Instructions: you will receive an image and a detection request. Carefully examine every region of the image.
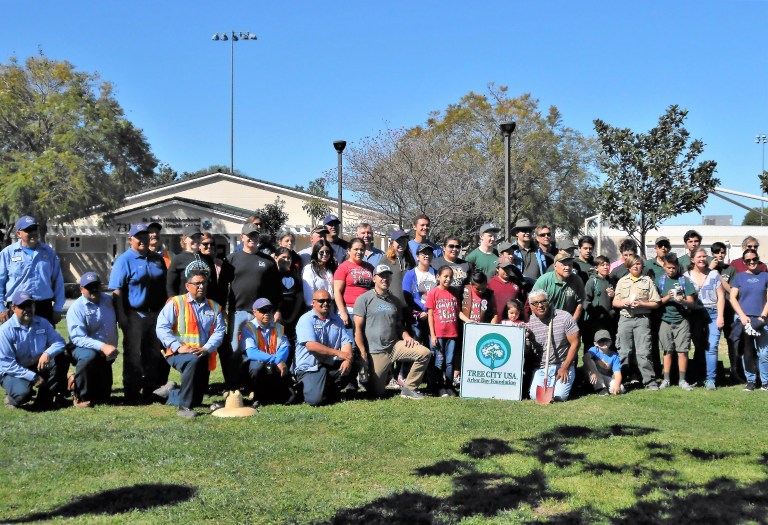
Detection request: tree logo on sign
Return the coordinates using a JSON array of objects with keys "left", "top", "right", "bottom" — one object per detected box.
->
[{"left": 476, "top": 334, "right": 511, "bottom": 370}]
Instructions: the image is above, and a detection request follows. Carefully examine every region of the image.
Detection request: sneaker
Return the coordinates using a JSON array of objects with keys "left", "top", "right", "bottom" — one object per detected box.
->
[
  {"left": 400, "top": 387, "right": 425, "bottom": 400},
  {"left": 744, "top": 382, "right": 756, "bottom": 392},
  {"left": 177, "top": 407, "right": 199, "bottom": 418},
  {"left": 658, "top": 380, "right": 671, "bottom": 390},
  {"left": 453, "top": 375, "right": 461, "bottom": 388},
  {"left": 761, "top": 385, "right": 768, "bottom": 392},
  {"left": 153, "top": 381, "right": 178, "bottom": 400},
  {"left": 598, "top": 388, "right": 610, "bottom": 396},
  {"left": 679, "top": 380, "right": 694, "bottom": 392},
  {"left": 704, "top": 380, "right": 716, "bottom": 391},
  {"left": 3, "top": 395, "right": 17, "bottom": 410},
  {"left": 445, "top": 387, "right": 458, "bottom": 397},
  {"left": 210, "top": 401, "right": 225, "bottom": 412},
  {"left": 73, "top": 396, "right": 92, "bottom": 409},
  {"left": 438, "top": 388, "right": 449, "bottom": 398},
  {"left": 396, "top": 375, "right": 406, "bottom": 388},
  {"left": 645, "top": 382, "right": 659, "bottom": 391}
]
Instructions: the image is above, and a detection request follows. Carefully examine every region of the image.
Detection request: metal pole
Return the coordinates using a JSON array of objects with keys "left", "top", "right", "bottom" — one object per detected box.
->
[
  {"left": 499, "top": 122, "right": 516, "bottom": 240},
  {"left": 230, "top": 32, "right": 234, "bottom": 176},
  {"left": 333, "top": 141, "right": 347, "bottom": 230}
]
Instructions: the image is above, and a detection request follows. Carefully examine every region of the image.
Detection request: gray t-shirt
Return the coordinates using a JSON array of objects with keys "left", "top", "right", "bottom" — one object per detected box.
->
[{"left": 353, "top": 289, "right": 405, "bottom": 354}]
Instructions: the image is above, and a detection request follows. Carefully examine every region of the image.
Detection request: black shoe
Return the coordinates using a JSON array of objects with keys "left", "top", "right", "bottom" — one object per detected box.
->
[
  {"left": 598, "top": 388, "right": 610, "bottom": 396},
  {"left": 445, "top": 387, "right": 458, "bottom": 397},
  {"left": 210, "top": 401, "right": 225, "bottom": 412},
  {"left": 744, "top": 382, "right": 756, "bottom": 392}
]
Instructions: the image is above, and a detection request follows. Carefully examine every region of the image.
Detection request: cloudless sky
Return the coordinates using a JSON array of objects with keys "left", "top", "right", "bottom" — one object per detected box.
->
[{"left": 2, "top": 1, "right": 767, "bottom": 225}]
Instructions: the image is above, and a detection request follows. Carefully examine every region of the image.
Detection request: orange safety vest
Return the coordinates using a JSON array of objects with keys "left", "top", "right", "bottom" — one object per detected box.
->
[
  {"left": 242, "top": 322, "right": 284, "bottom": 355},
  {"left": 163, "top": 295, "right": 221, "bottom": 371}
]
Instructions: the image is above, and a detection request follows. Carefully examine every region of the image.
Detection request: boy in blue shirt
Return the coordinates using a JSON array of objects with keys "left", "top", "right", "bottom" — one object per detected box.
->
[
  {"left": 583, "top": 329, "right": 624, "bottom": 395},
  {"left": 655, "top": 253, "right": 696, "bottom": 391}
]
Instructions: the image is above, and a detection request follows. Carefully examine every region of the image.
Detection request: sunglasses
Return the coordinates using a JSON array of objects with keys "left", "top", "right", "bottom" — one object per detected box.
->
[
  {"left": 747, "top": 245, "right": 759, "bottom": 249},
  {"left": 445, "top": 244, "right": 461, "bottom": 249},
  {"left": 656, "top": 243, "right": 670, "bottom": 249},
  {"left": 318, "top": 250, "right": 331, "bottom": 256},
  {"left": 257, "top": 307, "right": 274, "bottom": 313},
  {"left": 201, "top": 242, "right": 214, "bottom": 248},
  {"left": 538, "top": 232, "right": 552, "bottom": 237},
  {"left": 530, "top": 300, "right": 548, "bottom": 307},
  {"left": 187, "top": 281, "right": 206, "bottom": 288},
  {"left": 314, "top": 299, "right": 332, "bottom": 304},
  {"left": 745, "top": 258, "right": 760, "bottom": 264}
]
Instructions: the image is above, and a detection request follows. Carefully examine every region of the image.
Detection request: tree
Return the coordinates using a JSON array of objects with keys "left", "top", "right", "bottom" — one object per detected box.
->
[
  {"left": 742, "top": 208, "right": 768, "bottom": 226},
  {"left": 181, "top": 164, "right": 248, "bottom": 179},
  {"left": 298, "top": 177, "right": 332, "bottom": 226},
  {"left": 0, "top": 53, "right": 160, "bottom": 237},
  {"left": 335, "top": 84, "right": 598, "bottom": 243},
  {"left": 253, "top": 197, "right": 288, "bottom": 236},
  {"left": 593, "top": 105, "right": 718, "bottom": 257}
]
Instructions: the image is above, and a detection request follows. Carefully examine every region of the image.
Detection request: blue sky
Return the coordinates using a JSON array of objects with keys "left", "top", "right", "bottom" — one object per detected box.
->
[{"left": 3, "top": 1, "right": 767, "bottom": 225}]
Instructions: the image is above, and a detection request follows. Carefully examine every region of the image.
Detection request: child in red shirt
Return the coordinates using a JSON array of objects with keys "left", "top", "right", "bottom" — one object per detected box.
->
[{"left": 426, "top": 266, "right": 460, "bottom": 397}]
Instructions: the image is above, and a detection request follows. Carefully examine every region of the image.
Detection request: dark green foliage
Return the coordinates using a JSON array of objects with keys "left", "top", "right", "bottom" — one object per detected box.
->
[{"left": 594, "top": 105, "right": 719, "bottom": 256}]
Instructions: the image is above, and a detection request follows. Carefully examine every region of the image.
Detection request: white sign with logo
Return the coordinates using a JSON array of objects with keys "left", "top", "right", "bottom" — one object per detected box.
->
[{"left": 460, "top": 323, "right": 525, "bottom": 401}]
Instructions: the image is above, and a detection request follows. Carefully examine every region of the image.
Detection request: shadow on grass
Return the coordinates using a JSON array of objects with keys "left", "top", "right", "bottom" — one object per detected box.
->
[
  {"left": 321, "top": 423, "right": 768, "bottom": 525},
  {"left": 1, "top": 483, "right": 196, "bottom": 524}
]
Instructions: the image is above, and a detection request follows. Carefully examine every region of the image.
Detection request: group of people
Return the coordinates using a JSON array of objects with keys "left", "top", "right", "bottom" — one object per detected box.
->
[{"left": 0, "top": 211, "right": 764, "bottom": 416}]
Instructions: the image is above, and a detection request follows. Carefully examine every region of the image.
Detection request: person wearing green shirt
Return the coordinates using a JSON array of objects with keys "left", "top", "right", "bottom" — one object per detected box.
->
[
  {"left": 532, "top": 253, "right": 585, "bottom": 322},
  {"left": 465, "top": 223, "right": 500, "bottom": 281}
]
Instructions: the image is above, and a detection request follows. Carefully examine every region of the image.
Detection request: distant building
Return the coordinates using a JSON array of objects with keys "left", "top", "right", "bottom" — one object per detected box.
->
[
  {"left": 702, "top": 215, "right": 733, "bottom": 226},
  {"left": 46, "top": 172, "right": 387, "bottom": 284}
]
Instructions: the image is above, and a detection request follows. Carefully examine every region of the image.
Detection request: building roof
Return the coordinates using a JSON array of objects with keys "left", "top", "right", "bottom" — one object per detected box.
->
[{"left": 125, "top": 171, "right": 378, "bottom": 215}]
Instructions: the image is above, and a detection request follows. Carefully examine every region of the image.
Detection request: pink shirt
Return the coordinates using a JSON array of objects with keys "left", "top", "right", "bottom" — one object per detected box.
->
[{"left": 334, "top": 261, "right": 374, "bottom": 306}]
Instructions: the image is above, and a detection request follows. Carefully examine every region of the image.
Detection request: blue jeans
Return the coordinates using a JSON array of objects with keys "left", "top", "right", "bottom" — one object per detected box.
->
[
  {"left": 72, "top": 347, "right": 113, "bottom": 403},
  {"left": 166, "top": 353, "right": 210, "bottom": 409},
  {"left": 431, "top": 337, "right": 456, "bottom": 387},
  {"left": 691, "top": 309, "right": 721, "bottom": 382},
  {"left": 528, "top": 364, "right": 575, "bottom": 401},
  {"left": 741, "top": 322, "right": 768, "bottom": 385}
]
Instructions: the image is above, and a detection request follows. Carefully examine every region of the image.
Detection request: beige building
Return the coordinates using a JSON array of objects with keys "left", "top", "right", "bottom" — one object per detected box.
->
[{"left": 48, "top": 172, "right": 387, "bottom": 284}]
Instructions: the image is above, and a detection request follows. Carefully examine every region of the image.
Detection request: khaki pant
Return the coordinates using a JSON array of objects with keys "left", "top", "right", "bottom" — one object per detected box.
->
[{"left": 369, "top": 340, "right": 431, "bottom": 396}]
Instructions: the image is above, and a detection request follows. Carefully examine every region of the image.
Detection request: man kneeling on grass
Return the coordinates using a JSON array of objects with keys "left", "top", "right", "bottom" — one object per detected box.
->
[
  {"left": 526, "top": 289, "right": 580, "bottom": 401},
  {"left": 354, "top": 265, "right": 431, "bottom": 399},
  {"left": 238, "top": 298, "right": 293, "bottom": 406},
  {"left": 294, "top": 290, "right": 361, "bottom": 406},
  {"left": 0, "top": 290, "right": 67, "bottom": 410},
  {"left": 155, "top": 270, "right": 226, "bottom": 418}
]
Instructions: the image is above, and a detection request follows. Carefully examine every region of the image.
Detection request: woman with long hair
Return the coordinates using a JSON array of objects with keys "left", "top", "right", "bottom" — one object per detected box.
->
[
  {"left": 729, "top": 248, "right": 768, "bottom": 391},
  {"left": 333, "top": 237, "right": 374, "bottom": 329},
  {"left": 302, "top": 240, "right": 338, "bottom": 307},
  {"left": 685, "top": 247, "right": 725, "bottom": 389}
]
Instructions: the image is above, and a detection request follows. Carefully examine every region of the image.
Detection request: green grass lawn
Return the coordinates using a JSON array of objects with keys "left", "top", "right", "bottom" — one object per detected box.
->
[{"left": 1, "top": 333, "right": 767, "bottom": 524}]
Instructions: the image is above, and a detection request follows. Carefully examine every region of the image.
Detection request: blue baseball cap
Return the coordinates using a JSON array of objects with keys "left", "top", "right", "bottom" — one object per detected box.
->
[
  {"left": 11, "top": 290, "right": 33, "bottom": 306},
  {"left": 390, "top": 230, "right": 409, "bottom": 242},
  {"left": 79, "top": 272, "right": 102, "bottom": 287},
  {"left": 128, "top": 223, "right": 149, "bottom": 237},
  {"left": 252, "top": 298, "right": 273, "bottom": 311},
  {"left": 15, "top": 216, "right": 38, "bottom": 231},
  {"left": 322, "top": 214, "right": 340, "bottom": 226}
]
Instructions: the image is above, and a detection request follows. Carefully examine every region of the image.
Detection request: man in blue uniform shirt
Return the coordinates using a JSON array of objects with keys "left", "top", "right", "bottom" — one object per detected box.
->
[
  {"left": 294, "top": 290, "right": 359, "bottom": 406},
  {"left": 108, "top": 223, "right": 169, "bottom": 404},
  {"left": 154, "top": 270, "right": 226, "bottom": 417},
  {"left": 0, "top": 290, "right": 66, "bottom": 409},
  {"left": 66, "top": 272, "right": 119, "bottom": 408},
  {"left": 0, "top": 215, "right": 65, "bottom": 326}
]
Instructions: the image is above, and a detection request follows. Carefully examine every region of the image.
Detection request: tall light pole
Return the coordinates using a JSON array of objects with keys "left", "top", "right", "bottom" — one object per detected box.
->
[
  {"left": 499, "top": 121, "right": 517, "bottom": 240},
  {"left": 333, "top": 141, "right": 346, "bottom": 228},
  {"left": 757, "top": 134, "right": 767, "bottom": 226},
  {"left": 212, "top": 31, "right": 257, "bottom": 176}
]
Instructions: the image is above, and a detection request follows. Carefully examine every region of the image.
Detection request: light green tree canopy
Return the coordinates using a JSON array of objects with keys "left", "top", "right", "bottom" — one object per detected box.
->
[{"left": 337, "top": 84, "right": 598, "bottom": 244}]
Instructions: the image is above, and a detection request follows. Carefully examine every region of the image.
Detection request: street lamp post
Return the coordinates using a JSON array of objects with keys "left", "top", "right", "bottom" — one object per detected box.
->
[
  {"left": 499, "top": 121, "right": 517, "bottom": 240},
  {"left": 757, "top": 134, "right": 767, "bottom": 226},
  {"left": 212, "top": 31, "right": 257, "bottom": 176},
  {"left": 333, "top": 140, "right": 346, "bottom": 228}
]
